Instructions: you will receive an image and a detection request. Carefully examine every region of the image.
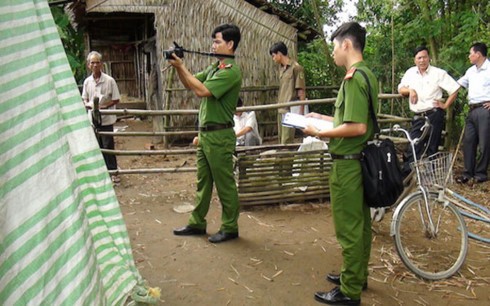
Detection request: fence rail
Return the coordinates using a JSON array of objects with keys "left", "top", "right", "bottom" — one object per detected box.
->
[
  {"left": 101, "top": 94, "right": 408, "bottom": 205},
  {"left": 101, "top": 94, "right": 408, "bottom": 163}
]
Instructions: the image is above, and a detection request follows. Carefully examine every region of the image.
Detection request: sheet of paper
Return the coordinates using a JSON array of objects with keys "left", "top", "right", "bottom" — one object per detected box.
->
[{"left": 282, "top": 112, "right": 333, "bottom": 131}]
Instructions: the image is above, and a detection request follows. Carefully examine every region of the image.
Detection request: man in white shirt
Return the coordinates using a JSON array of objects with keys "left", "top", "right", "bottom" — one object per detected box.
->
[
  {"left": 192, "top": 98, "right": 262, "bottom": 147},
  {"left": 82, "top": 51, "right": 121, "bottom": 183},
  {"left": 457, "top": 42, "right": 490, "bottom": 184},
  {"left": 234, "top": 98, "right": 262, "bottom": 146},
  {"left": 398, "top": 46, "right": 460, "bottom": 176}
]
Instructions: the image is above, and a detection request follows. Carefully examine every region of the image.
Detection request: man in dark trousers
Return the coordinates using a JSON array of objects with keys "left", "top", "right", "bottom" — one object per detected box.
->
[
  {"left": 303, "top": 22, "right": 377, "bottom": 305},
  {"left": 398, "top": 46, "right": 460, "bottom": 177},
  {"left": 169, "top": 24, "right": 242, "bottom": 243},
  {"left": 457, "top": 42, "right": 490, "bottom": 184},
  {"left": 82, "top": 51, "right": 121, "bottom": 184}
]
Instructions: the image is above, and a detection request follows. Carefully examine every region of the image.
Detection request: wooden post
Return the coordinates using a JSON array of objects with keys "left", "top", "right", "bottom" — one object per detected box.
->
[
  {"left": 148, "top": 37, "right": 165, "bottom": 145},
  {"left": 163, "top": 68, "right": 175, "bottom": 148}
]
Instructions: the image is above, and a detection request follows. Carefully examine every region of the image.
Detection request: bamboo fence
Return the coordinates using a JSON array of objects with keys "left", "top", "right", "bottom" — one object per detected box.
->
[
  {"left": 235, "top": 147, "right": 331, "bottom": 206},
  {"left": 99, "top": 95, "right": 411, "bottom": 205}
]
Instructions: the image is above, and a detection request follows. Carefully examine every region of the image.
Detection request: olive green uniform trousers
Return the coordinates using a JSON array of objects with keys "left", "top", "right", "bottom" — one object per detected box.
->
[
  {"left": 188, "top": 128, "right": 239, "bottom": 233},
  {"left": 277, "top": 113, "right": 295, "bottom": 144},
  {"left": 330, "top": 159, "right": 372, "bottom": 300}
]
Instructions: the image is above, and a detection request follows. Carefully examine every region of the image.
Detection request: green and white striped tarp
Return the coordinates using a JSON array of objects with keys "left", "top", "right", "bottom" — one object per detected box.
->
[{"left": 0, "top": 1, "right": 141, "bottom": 304}]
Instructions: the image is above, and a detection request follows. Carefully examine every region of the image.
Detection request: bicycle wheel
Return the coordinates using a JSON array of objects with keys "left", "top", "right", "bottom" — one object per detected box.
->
[{"left": 392, "top": 191, "right": 468, "bottom": 280}]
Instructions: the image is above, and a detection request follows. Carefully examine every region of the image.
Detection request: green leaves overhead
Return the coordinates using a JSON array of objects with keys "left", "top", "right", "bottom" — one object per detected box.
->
[{"left": 49, "top": 4, "right": 85, "bottom": 85}]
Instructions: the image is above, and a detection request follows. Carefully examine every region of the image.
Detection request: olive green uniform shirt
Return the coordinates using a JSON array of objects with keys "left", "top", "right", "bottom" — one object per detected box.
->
[
  {"left": 189, "top": 58, "right": 242, "bottom": 233},
  {"left": 195, "top": 58, "right": 242, "bottom": 125},
  {"left": 277, "top": 59, "right": 306, "bottom": 112},
  {"left": 329, "top": 61, "right": 378, "bottom": 155},
  {"left": 329, "top": 61, "right": 378, "bottom": 299}
]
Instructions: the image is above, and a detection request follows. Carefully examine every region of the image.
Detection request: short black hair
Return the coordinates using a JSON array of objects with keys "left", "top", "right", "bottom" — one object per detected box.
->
[
  {"left": 237, "top": 97, "right": 243, "bottom": 108},
  {"left": 330, "top": 22, "right": 366, "bottom": 52},
  {"left": 413, "top": 46, "right": 429, "bottom": 57},
  {"left": 471, "top": 42, "right": 488, "bottom": 57},
  {"left": 269, "top": 42, "right": 288, "bottom": 56},
  {"left": 212, "top": 24, "right": 241, "bottom": 51}
]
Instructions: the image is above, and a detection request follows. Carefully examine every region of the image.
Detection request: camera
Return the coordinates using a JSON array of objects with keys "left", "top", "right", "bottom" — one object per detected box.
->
[{"left": 164, "top": 42, "right": 185, "bottom": 59}]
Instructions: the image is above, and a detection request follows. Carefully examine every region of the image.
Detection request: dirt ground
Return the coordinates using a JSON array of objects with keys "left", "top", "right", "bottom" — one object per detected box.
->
[{"left": 113, "top": 119, "right": 490, "bottom": 306}]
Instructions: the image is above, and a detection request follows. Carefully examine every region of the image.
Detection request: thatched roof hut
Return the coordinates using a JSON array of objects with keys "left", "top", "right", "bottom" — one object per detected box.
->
[{"left": 70, "top": 0, "right": 320, "bottom": 141}]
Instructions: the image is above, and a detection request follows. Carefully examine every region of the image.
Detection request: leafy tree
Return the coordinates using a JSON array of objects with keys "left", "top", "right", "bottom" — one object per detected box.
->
[
  {"left": 49, "top": 3, "right": 85, "bottom": 85},
  {"left": 355, "top": 0, "right": 490, "bottom": 145}
]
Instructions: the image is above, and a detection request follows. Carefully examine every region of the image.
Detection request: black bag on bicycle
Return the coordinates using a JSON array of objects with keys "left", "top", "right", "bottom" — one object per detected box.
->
[
  {"left": 361, "top": 139, "right": 404, "bottom": 207},
  {"left": 356, "top": 69, "right": 404, "bottom": 208}
]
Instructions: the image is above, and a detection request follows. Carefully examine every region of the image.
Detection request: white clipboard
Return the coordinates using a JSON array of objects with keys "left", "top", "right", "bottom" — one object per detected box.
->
[{"left": 282, "top": 112, "right": 333, "bottom": 131}]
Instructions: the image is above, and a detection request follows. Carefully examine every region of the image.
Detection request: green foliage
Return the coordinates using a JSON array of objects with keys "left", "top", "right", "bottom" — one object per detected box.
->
[
  {"left": 49, "top": 4, "right": 85, "bottom": 85},
  {"left": 353, "top": 0, "right": 490, "bottom": 145},
  {"left": 268, "top": 0, "right": 343, "bottom": 31},
  {"left": 268, "top": 0, "right": 488, "bottom": 144},
  {"left": 298, "top": 38, "right": 340, "bottom": 115}
]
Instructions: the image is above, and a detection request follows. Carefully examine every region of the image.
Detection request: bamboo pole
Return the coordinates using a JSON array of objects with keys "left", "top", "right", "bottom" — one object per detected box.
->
[
  {"left": 239, "top": 179, "right": 329, "bottom": 191},
  {"left": 163, "top": 67, "right": 175, "bottom": 148},
  {"left": 98, "top": 131, "right": 198, "bottom": 136},
  {"left": 101, "top": 94, "right": 404, "bottom": 116},
  {"left": 239, "top": 191, "right": 329, "bottom": 206},
  {"left": 109, "top": 167, "right": 197, "bottom": 174},
  {"left": 239, "top": 186, "right": 328, "bottom": 199},
  {"left": 101, "top": 148, "right": 196, "bottom": 155},
  {"left": 164, "top": 85, "right": 339, "bottom": 92}
]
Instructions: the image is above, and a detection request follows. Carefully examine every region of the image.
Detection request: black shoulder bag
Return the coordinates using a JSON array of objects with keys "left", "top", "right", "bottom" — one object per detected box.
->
[{"left": 356, "top": 69, "right": 404, "bottom": 208}]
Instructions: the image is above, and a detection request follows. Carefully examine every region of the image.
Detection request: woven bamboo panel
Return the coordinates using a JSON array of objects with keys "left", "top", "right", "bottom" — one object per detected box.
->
[{"left": 236, "top": 148, "right": 331, "bottom": 206}]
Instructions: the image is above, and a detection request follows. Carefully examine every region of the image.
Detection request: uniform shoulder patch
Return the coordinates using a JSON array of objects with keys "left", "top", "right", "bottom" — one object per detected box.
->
[
  {"left": 219, "top": 63, "right": 233, "bottom": 69},
  {"left": 344, "top": 67, "right": 357, "bottom": 80}
]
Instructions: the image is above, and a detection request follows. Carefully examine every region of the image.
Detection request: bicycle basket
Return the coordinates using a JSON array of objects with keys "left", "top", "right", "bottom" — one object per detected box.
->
[{"left": 410, "top": 152, "right": 453, "bottom": 188}]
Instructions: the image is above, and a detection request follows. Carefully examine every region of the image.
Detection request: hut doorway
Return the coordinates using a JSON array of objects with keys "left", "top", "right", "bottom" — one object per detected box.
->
[{"left": 84, "top": 12, "right": 156, "bottom": 107}]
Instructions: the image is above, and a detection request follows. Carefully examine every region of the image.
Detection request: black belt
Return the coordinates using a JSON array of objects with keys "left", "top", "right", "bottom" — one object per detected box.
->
[
  {"left": 416, "top": 108, "right": 439, "bottom": 116},
  {"left": 330, "top": 153, "right": 361, "bottom": 160},
  {"left": 469, "top": 102, "right": 488, "bottom": 111},
  {"left": 199, "top": 123, "right": 233, "bottom": 132}
]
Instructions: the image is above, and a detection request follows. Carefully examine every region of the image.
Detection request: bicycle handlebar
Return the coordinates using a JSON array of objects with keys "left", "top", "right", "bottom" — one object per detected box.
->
[{"left": 379, "top": 116, "right": 430, "bottom": 147}]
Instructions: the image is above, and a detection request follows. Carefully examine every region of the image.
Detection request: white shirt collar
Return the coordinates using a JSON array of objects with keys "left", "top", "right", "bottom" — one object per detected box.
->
[
  {"left": 416, "top": 65, "right": 432, "bottom": 75},
  {"left": 477, "top": 59, "right": 489, "bottom": 71}
]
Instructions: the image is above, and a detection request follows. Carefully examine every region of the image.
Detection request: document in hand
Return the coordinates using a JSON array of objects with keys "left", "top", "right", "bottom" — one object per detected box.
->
[{"left": 282, "top": 112, "right": 333, "bottom": 131}]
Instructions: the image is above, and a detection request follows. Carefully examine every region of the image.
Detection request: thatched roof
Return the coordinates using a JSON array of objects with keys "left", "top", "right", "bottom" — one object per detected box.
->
[
  {"left": 65, "top": 0, "right": 320, "bottom": 42},
  {"left": 244, "top": 0, "right": 320, "bottom": 41}
]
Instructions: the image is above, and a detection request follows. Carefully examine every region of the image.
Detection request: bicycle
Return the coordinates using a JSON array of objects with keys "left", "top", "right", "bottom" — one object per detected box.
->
[{"left": 381, "top": 123, "right": 469, "bottom": 280}]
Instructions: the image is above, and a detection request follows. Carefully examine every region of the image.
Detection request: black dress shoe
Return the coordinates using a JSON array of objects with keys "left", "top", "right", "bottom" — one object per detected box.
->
[
  {"left": 474, "top": 177, "right": 488, "bottom": 183},
  {"left": 326, "top": 273, "right": 367, "bottom": 291},
  {"left": 208, "top": 230, "right": 238, "bottom": 243},
  {"left": 173, "top": 225, "right": 206, "bottom": 236},
  {"left": 314, "top": 287, "right": 360, "bottom": 305},
  {"left": 456, "top": 176, "right": 470, "bottom": 184}
]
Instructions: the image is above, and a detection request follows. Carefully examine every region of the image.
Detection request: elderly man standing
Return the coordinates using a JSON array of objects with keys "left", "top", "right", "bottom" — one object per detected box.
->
[
  {"left": 457, "top": 42, "right": 490, "bottom": 184},
  {"left": 82, "top": 51, "right": 121, "bottom": 184},
  {"left": 398, "top": 46, "right": 460, "bottom": 177}
]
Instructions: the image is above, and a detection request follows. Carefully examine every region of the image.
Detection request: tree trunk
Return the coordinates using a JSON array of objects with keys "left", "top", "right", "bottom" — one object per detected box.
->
[
  {"left": 309, "top": 0, "right": 336, "bottom": 75},
  {"left": 416, "top": 0, "right": 439, "bottom": 63}
]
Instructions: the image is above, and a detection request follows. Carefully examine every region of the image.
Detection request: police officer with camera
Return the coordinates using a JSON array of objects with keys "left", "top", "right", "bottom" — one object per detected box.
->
[{"left": 168, "top": 24, "right": 242, "bottom": 243}]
